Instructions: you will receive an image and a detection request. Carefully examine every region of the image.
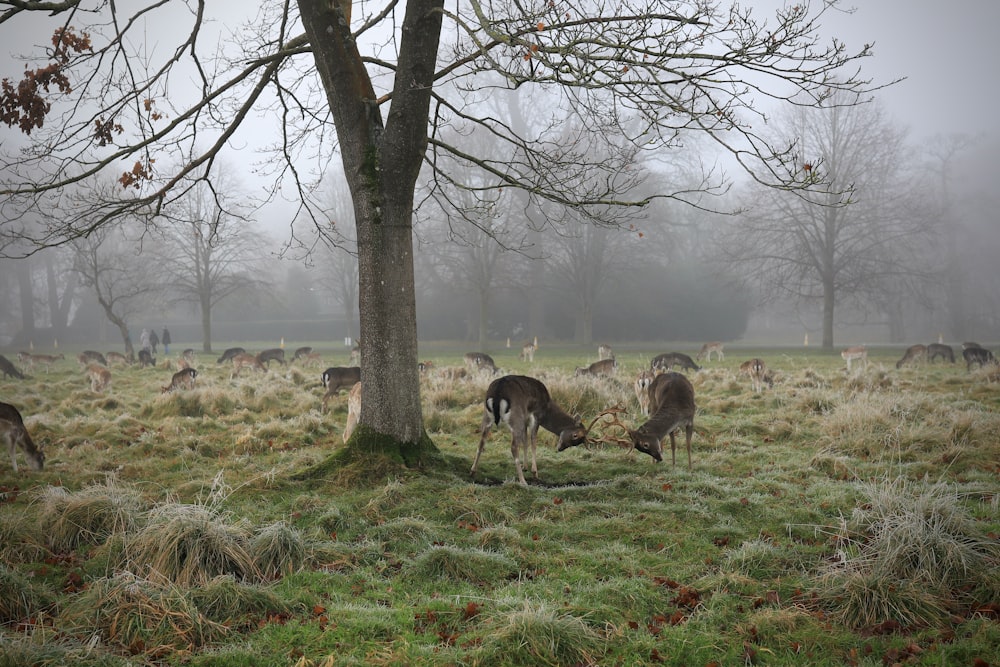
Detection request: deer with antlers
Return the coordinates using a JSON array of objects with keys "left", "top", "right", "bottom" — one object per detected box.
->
[
  {"left": 634, "top": 369, "right": 655, "bottom": 416},
  {"left": 628, "top": 372, "right": 695, "bottom": 467},
  {"left": 472, "top": 375, "right": 587, "bottom": 486}
]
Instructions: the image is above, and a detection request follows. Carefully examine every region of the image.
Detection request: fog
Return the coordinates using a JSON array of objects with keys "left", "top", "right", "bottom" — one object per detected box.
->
[{"left": 2, "top": 1, "right": 999, "bottom": 351}]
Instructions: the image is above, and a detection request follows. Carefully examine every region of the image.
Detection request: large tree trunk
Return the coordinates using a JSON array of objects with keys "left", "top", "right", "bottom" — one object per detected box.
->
[
  {"left": 298, "top": 0, "right": 443, "bottom": 459},
  {"left": 822, "top": 279, "right": 835, "bottom": 350}
]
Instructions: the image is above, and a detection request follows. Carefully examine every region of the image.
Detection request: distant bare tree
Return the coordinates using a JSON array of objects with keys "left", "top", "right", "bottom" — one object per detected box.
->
[
  {"left": 152, "top": 179, "right": 271, "bottom": 352},
  {"left": 72, "top": 223, "right": 162, "bottom": 358},
  {"left": 719, "top": 93, "right": 934, "bottom": 349}
]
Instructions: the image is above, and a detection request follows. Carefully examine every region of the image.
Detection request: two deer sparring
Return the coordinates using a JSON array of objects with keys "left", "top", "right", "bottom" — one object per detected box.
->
[
  {"left": 473, "top": 372, "right": 697, "bottom": 485},
  {"left": 1, "top": 402, "right": 45, "bottom": 473}
]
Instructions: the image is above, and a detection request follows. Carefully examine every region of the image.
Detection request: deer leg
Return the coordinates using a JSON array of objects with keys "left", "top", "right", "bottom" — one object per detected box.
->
[
  {"left": 668, "top": 430, "right": 677, "bottom": 466},
  {"left": 684, "top": 424, "right": 693, "bottom": 469},
  {"left": 470, "top": 412, "right": 493, "bottom": 477},
  {"left": 528, "top": 422, "right": 541, "bottom": 480},
  {"left": 6, "top": 435, "right": 17, "bottom": 473},
  {"left": 511, "top": 428, "right": 528, "bottom": 486}
]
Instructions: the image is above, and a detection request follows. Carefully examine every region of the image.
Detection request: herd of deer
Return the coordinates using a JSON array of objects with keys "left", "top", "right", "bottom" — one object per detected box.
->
[{"left": 2, "top": 338, "right": 998, "bottom": 481}]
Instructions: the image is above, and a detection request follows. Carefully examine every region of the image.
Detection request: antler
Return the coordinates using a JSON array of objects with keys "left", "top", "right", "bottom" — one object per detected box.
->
[{"left": 585, "top": 404, "right": 634, "bottom": 450}]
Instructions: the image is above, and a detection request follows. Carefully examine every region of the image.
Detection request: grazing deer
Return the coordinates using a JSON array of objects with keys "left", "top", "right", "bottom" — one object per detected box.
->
[
  {"left": 216, "top": 347, "right": 246, "bottom": 364},
  {"left": 739, "top": 358, "right": 769, "bottom": 393},
  {"left": 137, "top": 349, "right": 156, "bottom": 368},
  {"left": 696, "top": 342, "right": 725, "bottom": 362},
  {"left": 257, "top": 348, "right": 286, "bottom": 367},
  {"left": 294, "top": 351, "right": 323, "bottom": 367},
  {"left": 519, "top": 341, "right": 537, "bottom": 363},
  {"left": 575, "top": 357, "right": 617, "bottom": 378},
  {"left": 231, "top": 353, "right": 266, "bottom": 378},
  {"left": 418, "top": 360, "right": 435, "bottom": 374},
  {"left": 962, "top": 346, "right": 996, "bottom": 371},
  {"left": 628, "top": 372, "right": 695, "bottom": 467},
  {"left": 162, "top": 368, "right": 197, "bottom": 393},
  {"left": 342, "top": 382, "right": 362, "bottom": 442},
  {"left": 437, "top": 366, "right": 468, "bottom": 381},
  {"left": 650, "top": 352, "right": 700, "bottom": 373},
  {"left": 472, "top": 375, "right": 587, "bottom": 486},
  {"left": 106, "top": 351, "right": 132, "bottom": 367},
  {"left": 962, "top": 342, "right": 983, "bottom": 350},
  {"left": 597, "top": 343, "right": 614, "bottom": 361},
  {"left": 634, "top": 369, "right": 655, "bottom": 416},
  {"left": 926, "top": 343, "right": 955, "bottom": 364},
  {"left": 321, "top": 367, "right": 362, "bottom": 412},
  {"left": 0, "top": 354, "right": 26, "bottom": 379},
  {"left": 464, "top": 352, "right": 499, "bottom": 376},
  {"left": 291, "top": 346, "right": 313, "bottom": 362},
  {"left": 86, "top": 363, "right": 112, "bottom": 392},
  {"left": 17, "top": 352, "right": 64, "bottom": 373},
  {"left": 77, "top": 350, "right": 108, "bottom": 367},
  {"left": 895, "top": 344, "right": 927, "bottom": 369},
  {"left": 840, "top": 345, "right": 867, "bottom": 371},
  {"left": 1, "top": 402, "right": 44, "bottom": 472}
]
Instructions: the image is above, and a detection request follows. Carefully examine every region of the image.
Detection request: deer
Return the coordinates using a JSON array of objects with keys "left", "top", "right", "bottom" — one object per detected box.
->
[
  {"left": 634, "top": 369, "right": 655, "bottom": 416},
  {"left": 0, "top": 354, "right": 26, "bottom": 379},
  {"left": 650, "top": 352, "right": 700, "bottom": 373},
  {"left": 628, "top": 371, "right": 696, "bottom": 467},
  {"left": 696, "top": 342, "right": 725, "bottom": 362},
  {"left": 216, "top": 347, "right": 246, "bottom": 364},
  {"left": 257, "top": 348, "right": 286, "bottom": 367},
  {"left": 962, "top": 346, "right": 996, "bottom": 371},
  {"left": 464, "top": 352, "right": 499, "bottom": 376},
  {"left": 17, "top": 352, "right": 64, "bottom": 373},
  {"left": 895, "top": 344, "right": 927, "bottom": 369},
  {"left": 472, "top": 375, "right": 588, "bottom": 486},
  {"left": 575, "top": 357, "right": 617, "bottom": 378},
  {"left": 86, "top": 363, "right": 112, "bottom": 392},
  {"left": 291, "top": 346, "right": 313, "bottom": 362},
  {"left": 519, "top": 341, "right": 537, "bottom": 363},
  {"left": 77, "top": 350, "right": 108, "bottom": 368},
  {"left": 926, "top": 343, "right": 955, "bottom": 364},
  {"left": 106, "top": 351, "right": 131, "bottom": 367},
  {"left": 162, "top": 368, "right": 197, "bottom": 393},
  {"left": 597, "top": 343, "right": 614, "bottom": 361},
  {"left": 231, "top": 353, "right": 266, "bottom": 378},
  {"left": 342, "top": 382, "right": 362, "bottom": 442},
  {"left": 739, "top": 358, "right": 769, "bottom": 393},
  {"left": 841, "top": 345, "right": 867, "bottom": 371},
  {"left": 137, "top": 349, "right": 156, "bottom": 368},
  {"left": 321, "top": 366, "right": 362, "bottom": 412},
  {"left": 1, "top": 402, "right": 45, "bottom": 473}
]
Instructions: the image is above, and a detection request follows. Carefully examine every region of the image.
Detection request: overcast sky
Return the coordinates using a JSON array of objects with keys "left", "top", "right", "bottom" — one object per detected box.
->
[{"left": 811, "top": 0, "right": 1000, "bottom": 141}]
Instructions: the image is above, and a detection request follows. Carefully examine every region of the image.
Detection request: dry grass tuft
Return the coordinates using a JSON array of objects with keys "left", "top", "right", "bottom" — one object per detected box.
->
[
  {"left": 119, "top": 503, "right": 260, "bottom": 586},
  {"left": 251, "top": 520, "right": 308, "bottom": 578},
  {"left": 0, "top": 563, "right": 54, "bottom": 623},
  {"left": 58, "top": 571, "right": 226, "bottom": 657},
  {"left": 478, "top": 599, "right": 600, "bottom": 666},
  {"left": 813, "top": 476, "right": 1000, "bottom": 628},
  {"left": 407, "top": 544, "right": 517, "bottom": 585},
  {"left": 37, "top": 477, "right": 147, "bottom": 553}
]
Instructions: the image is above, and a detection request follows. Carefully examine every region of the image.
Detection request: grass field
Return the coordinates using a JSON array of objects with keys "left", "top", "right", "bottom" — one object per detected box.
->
[{"left": 1, "top": 342, "right": 998, "bottom": 666}]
